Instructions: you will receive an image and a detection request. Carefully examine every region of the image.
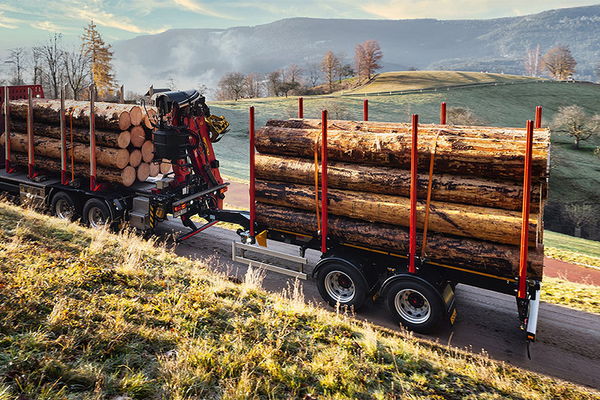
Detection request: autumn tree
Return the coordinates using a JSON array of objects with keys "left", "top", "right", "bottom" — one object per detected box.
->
[
  {"left": 551, "top": 105, "right": 600, "bottom": 149},
  {"left": 524, "top": 44, "right": 542, "bottom": 77},
  {"left": 542, "top": 45, "right": 576, "bottom": 80},
  {"left": 81, "top": 21, "right": 116, "bottom": 96},
  {"left": 355, "top": 40, "right": 383, "bottom": 80},
  {"left": 6, "top": 47, "right": 26, "bottom": 85},
  {"left": 217, "top": 72, "right": 246, "bottom": 100},
  {"left": 34, "top": 33, "right": 65, "bottom": 98},
  {"left": 321, "top": 51, "right": 340, "bottom": 92},
  {"left": 63, "top": 46, "right": 89, "bottom": 100}
]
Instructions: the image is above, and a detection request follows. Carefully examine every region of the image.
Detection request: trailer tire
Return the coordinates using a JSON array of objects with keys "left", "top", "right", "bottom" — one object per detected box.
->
[
  {"left": 316, "top": 262, "right": 368, "bottom": 310},
  {"left": 385, "top": 279, "right": 444, "bottom": 333},
  {"left": 50, "top": 192, "right": 78, "bottom": 221},
  {"left": 83, "top": 198, "right": 112, "bottom": 229}
]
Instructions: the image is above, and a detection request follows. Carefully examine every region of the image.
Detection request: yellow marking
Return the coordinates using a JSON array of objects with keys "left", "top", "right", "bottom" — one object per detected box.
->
[
  {"left": 203, "top": 137, "right": 211, "bottom": 156},
  {"left": 428, "top": 261, "right": 516, "bottom": 282},
  {"left": 256, "top": 230, "right": 268, "bottom": 247},
  {"left": 450, "top": 308, "right": 458, "bottom": 325}
]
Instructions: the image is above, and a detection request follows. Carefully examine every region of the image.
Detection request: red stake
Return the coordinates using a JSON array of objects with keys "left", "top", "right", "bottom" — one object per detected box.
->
[
  {"left": 89, "top": 85, "right": 98, "bottom": 190},
  {"left": 534, "top": 106, "right": 542, "bottom": 129},
  {"left": 60, "top": 86, "right": 68, "bottom": 185},
  {"left": 440, "top": 102, "right": 447, "bottom": 125},
  {"left": 298, "top": 97, "right": 304, "bottom": 119},
  {"left": 249, "top": 106, "right": 256, "bottom": 237},
  {"left": 27, "top": 88, "right": 36, "bottom": 179},
  {"left": 518, "top": 120, "right": 534, "bottom": 299},
  {"left": 409, "top": 114, "right": 418, "bottom": 273},
  {"left": 363, "top": 99, "right": 369, "bottom": 121},
  {"left": 321, "top": 110, "right": 329, "bottom": 253},
  {"left": 3, "top": 86, "right": 13, "bottom": 173}
]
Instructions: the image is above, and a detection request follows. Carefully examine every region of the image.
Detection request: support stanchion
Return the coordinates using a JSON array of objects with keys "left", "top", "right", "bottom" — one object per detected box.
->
[
  {"left": 321, "top": 110, "right": 328, "bottom": 253},
  {"left": 27, "top": 88, "right": 36, "bottom": 179},
  {"left": 60, "top": 86, "right": 68, "bottom": 185},
  {"left": 534, "top": 106, "right": 542, "bottom": 129},
  {"left": 298, "top": 97, "right": 304, "bottom": 119},
  {"left": 518, "top": 120, "right": 534, "bottom": 299},
  {"left": 3, "top": 86, "right": 13, "bottom": 173},
  {"left": 409, "top": 114, "right": 419, "bottom": 273},
  {"left": 89, "top": 85, "right": 98, "bottom": 190},
  {"left": 363, "top": 99, "right": 368, "bottom": 121},
  {"left": 249, "top": 106, "right": 256, "bottom": 237},
  {"left": 440, "top": 102, "right": 447, "bottom": 125}
]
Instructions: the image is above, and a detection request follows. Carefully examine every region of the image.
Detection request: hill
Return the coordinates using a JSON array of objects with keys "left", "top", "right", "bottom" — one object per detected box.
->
[
  {"left": 0, "top": 201, "right": 598, "bottom": 399},
  {"left": 113, "top": 5, "right": 600, "bottom": 92}
]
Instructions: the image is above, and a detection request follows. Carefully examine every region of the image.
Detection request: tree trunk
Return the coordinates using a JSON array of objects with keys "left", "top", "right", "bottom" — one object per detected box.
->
[
  {"left": 129, "top": 149, "right": 142, "bottom": 167},
  {"left": 255, "top": 126, "right": 550, "bottom": 181},
  {"left": 255, "top": 179, "right": 538, "bottom": 246},
  {"left": 256, "top": 203, "right": 543, "bottom": 280},
  {"left": 11, "top": 152, "right": 135, "bottom": 187},
  {"left": 141, "top": 140, "right": 155, "bottom": 163},
  {"left": 8, "top": 99, "right": 135, "bottom": 131},
  {"left": 9, "top": 120, "right": 130, "bottom": 149},
  {"left": 129, "top": 105, "right": 143, "bottom": 126},
  {"left": 2, "top": 132, "right": 130, "bottom": 169},
  {"left": 256, "top": 154, "right": 541, "bottom": 212},
  {"left": 130, "top": 125, "right": 146, "bottom": 148}
]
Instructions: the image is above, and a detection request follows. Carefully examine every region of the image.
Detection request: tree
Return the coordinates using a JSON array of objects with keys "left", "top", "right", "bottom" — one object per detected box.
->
[
  {"left": 565, "top": 203, "right": 596, "bottom": 237},
  {"left": 321, "top": 51, "right": 340, "bottom": 92},
  {"left": 6, "top": 47, "right": 26, "bottom": 85},
  {"left": 524, "top": 44, "right": 542, "bottom": 77},
  {"left": 542, "top": 45, "right": 576, "bottom": 80},
  {"left": 355, "top": 40, "right": 383, "bottom": 80},
  {"left": 166, "top": 76, "right": 177, "bottom": 90},
  {"left": 551, "top": 105, "right": 600, "bottom": 149},
  {"left": 306, "top": 63, "right": 321, "bottom": 87},
  {"left": 286, "top": 64, "right": 303, "bottom": 84},
  {"left": 446, "top": 107, "right": 485, "bottom": 126},
  {"left": 34, "top": 33, "right": 65, "bottom": 99},
  {"left": 217, "top": 72, "right": 246, "bottom": 100},
  {"left": 337, "top": 63, "right": 354, "bottom": 83},
  {"left": 244, "top": 73, "right": 262, "bottom": 98},
  {"left": 63, "top": 47, "right": 89, "bottom": 100},
  {"left": 267, "top": 70, "right": 282, "bottom": 97},
  {"left": 81, "top": 21, "right": 116, "bottom": 96}
]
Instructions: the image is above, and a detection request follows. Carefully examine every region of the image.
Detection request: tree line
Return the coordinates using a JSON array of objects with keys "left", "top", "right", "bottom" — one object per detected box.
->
[
  {"left": 216, "top": 40, "right": 383, "bottom": 101},
  {"left": 1, "top": 21, "right": 116, "bottom": 100}
]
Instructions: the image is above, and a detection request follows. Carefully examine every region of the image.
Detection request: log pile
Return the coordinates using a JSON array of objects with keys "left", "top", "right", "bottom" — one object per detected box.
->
[
  {"left": 1, "top": 99, "right": 169, "bottom": 187},
  {"left": 255, "top": 118, "right": 551, "bottom": 280}
]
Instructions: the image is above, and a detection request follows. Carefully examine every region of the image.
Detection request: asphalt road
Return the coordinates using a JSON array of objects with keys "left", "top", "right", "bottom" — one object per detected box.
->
[{"left": 159, "top": 221, "right": 600, "bottom": 390}]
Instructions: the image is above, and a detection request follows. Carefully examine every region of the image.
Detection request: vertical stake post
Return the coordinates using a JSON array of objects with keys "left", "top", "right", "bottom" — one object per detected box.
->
[
  {"left": 298, "top": 97, "right": 304, "bottom": 119},
  {"left": 119, "top": 85, "right": 125, "bottom": 104},
  {"left": 518, "top": 120, "right": 534, "bottom": 299},
  {"left": 3, "top": 86, "right": 12, "bottom": 172},
  {"left": 409, "top": 114, "right": 419, "bottom": 273},
  {"left": 60, "top": 86, "right": 68, "bottom": 185},
  {"left": 249, "top": 106, "right": 256, "bottom": 237},
  {"left": 534, "top": 106, "right": 542, "bottom": 129},
  {"left": 89, "top": 85, "right": 97, "bottom": 190},
  {"left": 440, "top": 102, "right": 447, "bottom": 125},
  {"left": 363, "top": 99, "right": 369, "bottom": 121},
  {"left": 321, "top": 110, "right": 328, "bottom": 253},
  {"left": 27, "top": 88, "right": 35, "bottom": 178}
]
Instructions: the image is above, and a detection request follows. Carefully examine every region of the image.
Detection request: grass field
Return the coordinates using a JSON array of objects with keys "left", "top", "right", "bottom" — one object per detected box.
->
[
  {"left": 542, "top": 277, "right": 600, "bottom": 314},
  {"left": 545, "top": 231, "right": 600, "bottom": 267},
  {"left": 0, "top": 201, "right": 598, "bottom": 399}
]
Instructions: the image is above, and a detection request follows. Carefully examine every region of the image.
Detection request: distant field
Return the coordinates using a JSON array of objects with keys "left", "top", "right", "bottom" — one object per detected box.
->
[
  {"left": 545, "top": 231, "right": 600, "bottom": 267},
  {"left": 341, "top": 70, "right": 538, "bottom": 94}
]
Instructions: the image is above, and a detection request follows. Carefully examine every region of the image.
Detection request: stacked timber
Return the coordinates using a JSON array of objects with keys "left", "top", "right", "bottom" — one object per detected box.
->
[
  {"left": 1, "top": 99, "right": 169, "bottom": 187},
  {"left": 255, "top": 118, "right": 551, "bottom": 280}
]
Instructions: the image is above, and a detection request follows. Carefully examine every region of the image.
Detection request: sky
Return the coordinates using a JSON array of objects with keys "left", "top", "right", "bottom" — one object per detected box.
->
[{"left": 0, "top": 0, "right": 598, "bottom": 48}]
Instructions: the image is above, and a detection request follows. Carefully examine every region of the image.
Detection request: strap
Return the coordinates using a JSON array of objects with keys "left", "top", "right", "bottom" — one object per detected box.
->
[
  {"left": 420, "top": 131, "right": 441, "bottom": 259},
  {"left": 313, "top": 134, "right": 321, "bottom": 232}
]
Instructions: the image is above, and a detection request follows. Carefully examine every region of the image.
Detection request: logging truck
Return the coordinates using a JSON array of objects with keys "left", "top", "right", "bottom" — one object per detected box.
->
[{"left": 0, "top": 86, "right": 548, "bottom": 343}]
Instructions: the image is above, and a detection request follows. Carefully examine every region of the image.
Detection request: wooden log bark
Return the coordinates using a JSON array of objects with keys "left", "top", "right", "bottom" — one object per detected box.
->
[
  {"left": 130, "top": 126, "right": 146, "bottom": 148},
  {"left": 141, "top": 140, "right": 154, "bottom": 163},
  {"left": 256, "top": 203, "right": 543, "bottom": 280},
  {"left": 9, "top": 99, "right": 135, "bottom": 131},
  {"left": 137, "top": 162, "right": 150, "bottom": 181},
  {"left": 2, "top": 132, "right": 130, "bottom": 169},
  {"left": 255, "top": 126, "right": 549, "bottom": 181},
  {"left": 129, "top": 149, "right": 142, "bottom": 167},
  {"left": 11, "top": 152, "right": 135, "bottom": 187},
  {"left": 129, "top": 106, "right": 143, "bottom": 126},
  {"left": 255, "top": 179, "right": 538, "bottom": 246},
  {"left": 256, "top": 153, "right": 542, "bottom": 212},
  {"left": 9, "top": 120, "right": 130, "bottom": 149}
]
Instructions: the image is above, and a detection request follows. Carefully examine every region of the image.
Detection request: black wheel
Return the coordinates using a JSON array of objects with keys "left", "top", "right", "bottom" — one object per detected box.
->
[
  {"left": 50, "top": 192, "right": 78, "bottom": 221},
  {"left": 316, "top": 261, "right": 369, "bottom": 310},
  {"left": 385, "top": 279, "right": 444, "bottom": 333},
  {"left": 82, "top": 198, "right": 112, "bottom": 228}
]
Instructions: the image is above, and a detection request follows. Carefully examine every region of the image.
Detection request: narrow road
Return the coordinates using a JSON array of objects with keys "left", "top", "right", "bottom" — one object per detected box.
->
[{"left": 159, "top": 221, "right": 600, "bottom": 390}]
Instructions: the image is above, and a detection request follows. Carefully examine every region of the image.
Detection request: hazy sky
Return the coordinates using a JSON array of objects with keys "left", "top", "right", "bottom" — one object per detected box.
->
[{"left": 1, "top": 0, "right": 598, "bottom": 47}]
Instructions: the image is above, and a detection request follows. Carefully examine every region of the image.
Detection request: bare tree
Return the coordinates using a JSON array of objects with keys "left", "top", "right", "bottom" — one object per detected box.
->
[
  {"left": 35, "top": 33, "right": 65, "bottom": 98},
  {"left": 321, "top": 51, "right": 340, "bottom": 92},
  {"left": 6, "top": 47, "right": 27, "bottom": 85},
  {"left": 63, "top": 47, "right": 89, "bottom": 100},
  {"left": 446, "top": 107, "right": 486, "bottom": 126},
  {"left": 565, "top": 203, "right": 596, "bottom": 237},
  {"left": 217, "top": 72, "right": 246, "bottom": 101},
  {"left": 355, "top": 40, "right": 383, "bottom": 80},
  {"left": 244, "top": 73, "right": 262, "bottom": 98},
  {"left": 337, "top": 63, "right": 354, "bottom": 83},
  {"left": 306, "top": 63, "right": 321, "bottom": 87},
  {"left": 551, "top": 105, "right": 600, "bottom": 149},
  {"left": 166, "top": 76, "right": 177, "bottom": 90},
  {"left": 524, "top": 44, "right": 542, "bottom": 77},
  {"left": 286, "top": 64, "right": 303, "bottom": 84},
  {"left": 542, "top": 45, "right": 576, "bottom": 80},
  {"left": 267, "top": 70, "right": 282, "bottom": 97}
]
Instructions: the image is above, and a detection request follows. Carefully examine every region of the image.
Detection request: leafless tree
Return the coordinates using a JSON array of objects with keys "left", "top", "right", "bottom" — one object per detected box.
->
[
  {"left": 306, "top": 63, "right": 321, "bottom": 87},
  {"left": 542, "top": 45, "right": 576, "bottom": 80},
  {"left": 286, "top": 64, "right": 303, "bottom": 84},
  {"left": 551, "top": 105, "right": 600, "bottom": 149},
  {"left": 35, "top": 33, "right": 65, "bottom": 98},
  {"left": 337, "top": 63, "right": 354, "bottom": 83},
  {"left": 63, "top": 47, "right": 89, "bottom": 100},
  {"left": 217, "top": 72, "right": 246, "bottom": 100},
  {"left": 565, "top": 203, "right": 596, "bottom": 237},
  {"left": 524, "top": 44, "right": 542, "bottom": 77},
  {"left": 6, "top": 47, "right": 27, "bottom": 85},
  {"left": 355, "top": 40, "right": 383, "bottom": 80},
  {"left": 267, "top": 70, "right": 282, "bottom": 97},
  {"left": 321, "top": 51, "right": 340, "bottom": 92},
  {"left": 446, "top": 107, "right": 486, "bottom": 126},
  {"left": 244, "top": 73, "right": 262, "bottom": 98}
]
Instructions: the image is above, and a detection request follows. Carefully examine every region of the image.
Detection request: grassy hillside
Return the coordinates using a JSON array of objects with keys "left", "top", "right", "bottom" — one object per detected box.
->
[
  {"left": 341, "top": 71, "right": 538, "bottom": 94},
  {"left": 0, "top": 202, "right": 598, "bottom": 399},
  {"left": 545, "top": 231, "right": 600, "bottom": 267}
]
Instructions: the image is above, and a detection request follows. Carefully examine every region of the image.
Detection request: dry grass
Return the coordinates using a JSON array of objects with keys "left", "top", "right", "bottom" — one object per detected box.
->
[
  {"left": 0, "top": 200, "right": 598, "bottom": 399},
  {"left": 542, "top": 277, "right": 600, "bottom": 314}
]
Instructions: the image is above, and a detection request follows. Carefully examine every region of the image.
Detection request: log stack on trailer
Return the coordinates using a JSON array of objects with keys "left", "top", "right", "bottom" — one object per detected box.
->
[
  {"left": 253, "top": 118, "right": 550, "bottom": 281},
  {"left": 1, "top": 98, "right": 170, "bottom": 187}
]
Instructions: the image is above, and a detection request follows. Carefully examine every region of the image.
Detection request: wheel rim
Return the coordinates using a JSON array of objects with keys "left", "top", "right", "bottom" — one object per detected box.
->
[
  {"left": 394, "top": 289, "right": 431, "bottom": 324},
  {"left": 88, "top": 206, "right": 107, "bottom": 228},
  {"left": 55, "top": 198, "right": 74, "bottom": 220},
  {"left": 324, "top": 271, "right": 355, "bottom": 303}
]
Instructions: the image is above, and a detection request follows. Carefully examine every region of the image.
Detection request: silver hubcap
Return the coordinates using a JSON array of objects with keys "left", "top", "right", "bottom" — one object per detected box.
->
[
  {"left": 55, "top": 198, "right": 74, "bottom": 220},
  {"left": 88, "top": 207, "right": 107, "bottom": 228},
  {"left": 324, "top": 271, "right": 355, "bottom": 303},
  {"left": 394, "top": 289, "right": 431, "bottom": 324}
]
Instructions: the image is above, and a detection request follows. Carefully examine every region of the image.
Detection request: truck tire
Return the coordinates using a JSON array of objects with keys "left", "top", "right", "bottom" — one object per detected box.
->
[
  {"left": 316, "top": 261, "right": 368, "bottom": 310},
  {"left": 50, "top": 192, "right": 78, "bottom": 221},
  {"left": 83, "top": 198, "right": 111, "bottom": 229},
  {"left": 385, "top": 279, "right": 444, "bottom": 333}
]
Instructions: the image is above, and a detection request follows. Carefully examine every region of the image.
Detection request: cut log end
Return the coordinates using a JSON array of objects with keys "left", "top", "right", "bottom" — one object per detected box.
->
[
  {"left": 118, "top": 111, "right": 131, "bottom": 131},
  {"left": 130, "top": 106, "right": 143, "bottom": 126},
  {"left": 141, "top": 140, "right": 155, "bottom": 163},
  {"left": 116, "top": 149, "right": 130, "bottom": 169},
  {"left": 144, "top": 109, "right": 157, "bottom": 130},
  {"left": 149, "top": 162, "right": 160, "bottom": 177},
  {"left": 121, "top": 166, "right": 136, "bottom": 187},
  {"left": 130, "top": 126, "right": 146, "bottom": 148},
  {"left": 137, "top": 162, "right": 150, "bottom": 182},
  {"left": 160, "top": 159, "right": 172, "bottom": 175},
  {"left": 118, "top": 130, "right": 131, "bottom": 149},
  {"left": 129, "top": 149, "right": 142, "bottom": 167}
]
